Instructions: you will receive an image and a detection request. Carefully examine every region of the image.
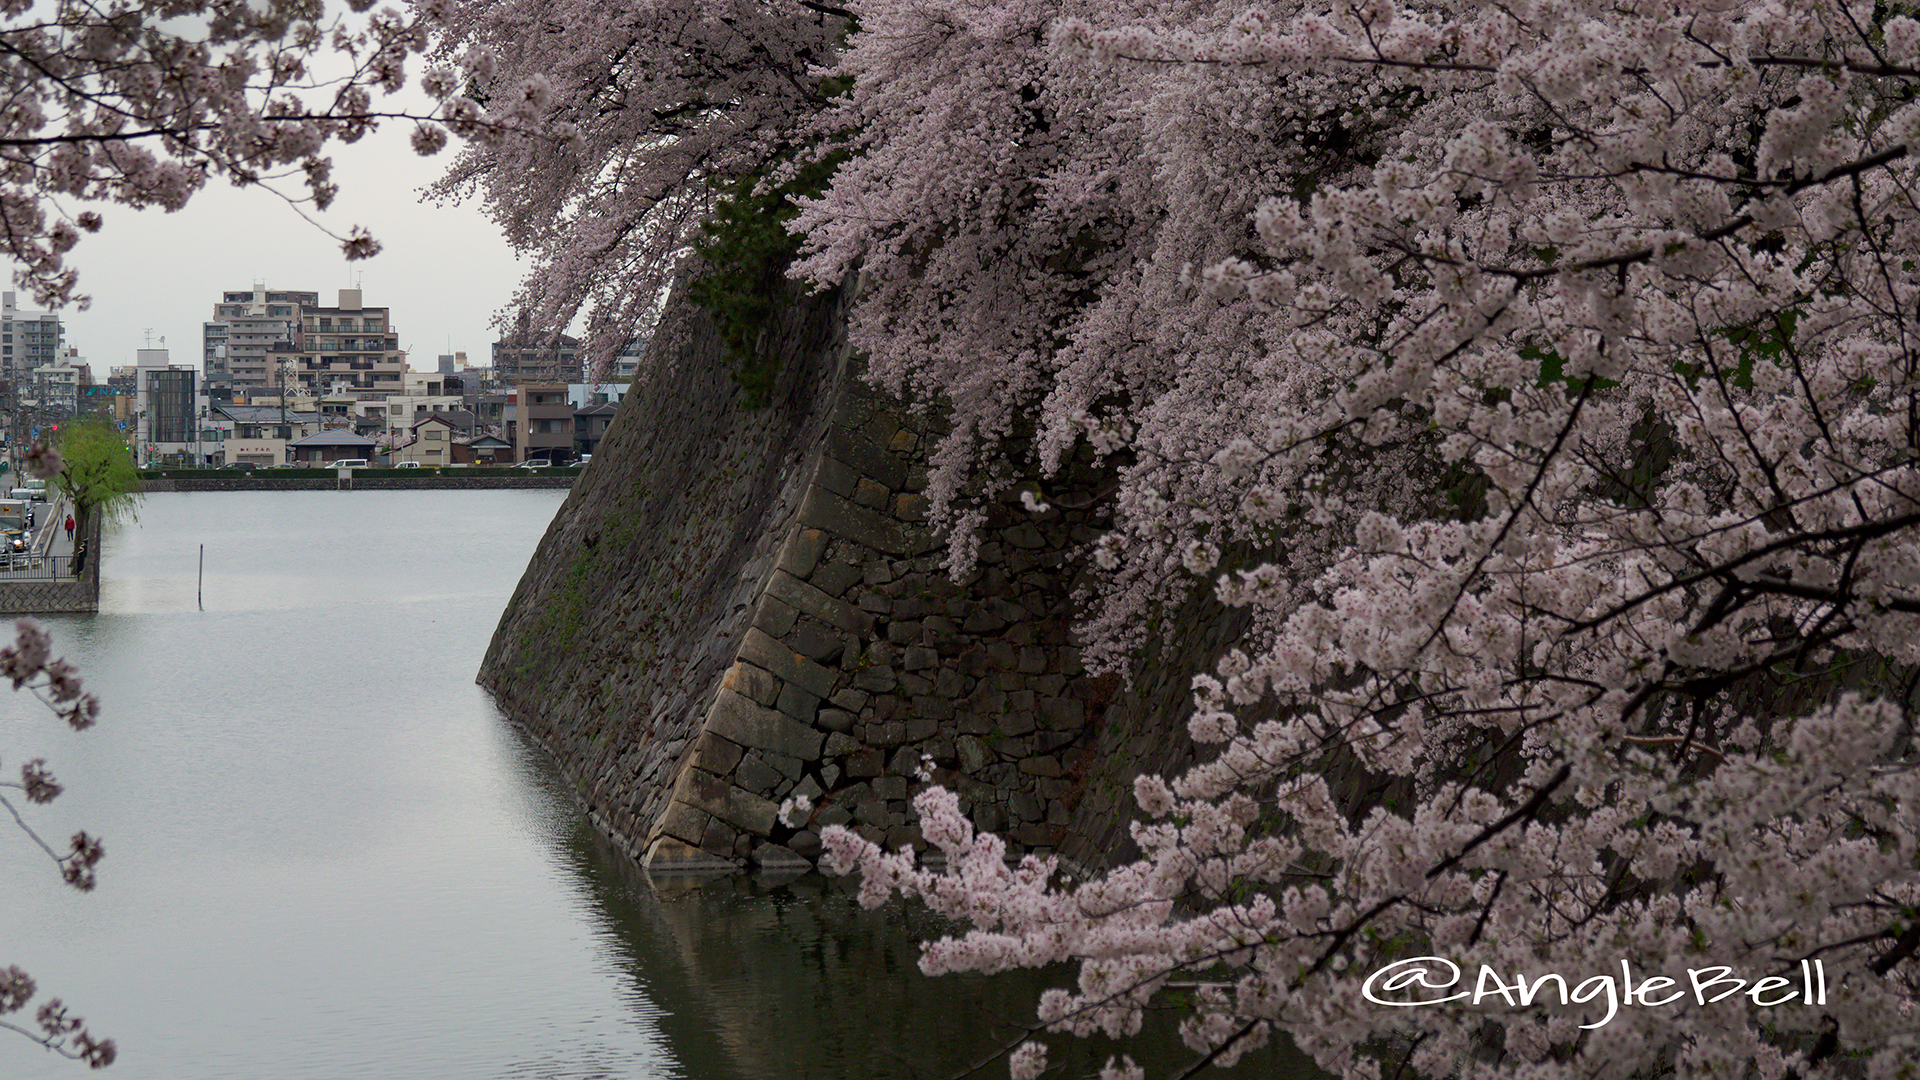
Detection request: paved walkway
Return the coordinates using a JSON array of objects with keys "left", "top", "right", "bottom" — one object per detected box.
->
[{"left": 0, "top": 492, "right": 74, "bottom": 579}]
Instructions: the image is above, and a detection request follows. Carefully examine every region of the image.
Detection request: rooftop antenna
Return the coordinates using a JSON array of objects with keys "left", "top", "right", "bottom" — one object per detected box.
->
[{"left": 142, "top": 328, "right": 154, "bottom": 348}]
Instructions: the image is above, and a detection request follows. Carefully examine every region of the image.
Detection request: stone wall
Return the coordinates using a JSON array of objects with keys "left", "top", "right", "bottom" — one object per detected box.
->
[
  {"left": 481, "top": 282, "right": 1220, "bottom": 873},
  {"left": 0, "top": 514, "right": 99, "bottom": 616},
  {"left": 481, "top": 280, "right": 849, "bottom": 870},
  {"left": 647, "top": 378, "right": 1123, "bottom": 870},
  {"left": 0, "top": 577, "right": 97, "bottom": 615}
]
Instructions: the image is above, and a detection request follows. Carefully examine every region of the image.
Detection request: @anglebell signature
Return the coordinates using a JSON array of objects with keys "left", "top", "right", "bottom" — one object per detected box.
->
[{"left": 1361, "top": 955, "right": 1828, "bottom": 1030}]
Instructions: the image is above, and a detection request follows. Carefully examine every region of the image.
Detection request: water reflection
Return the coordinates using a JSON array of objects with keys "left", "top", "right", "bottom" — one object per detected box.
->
[
  {"left": 545, "top": 806, "right": 1327, "bottom": 1080},
  {"left": 2, "top": 491, "right": 1325, "bottom": 1080}
]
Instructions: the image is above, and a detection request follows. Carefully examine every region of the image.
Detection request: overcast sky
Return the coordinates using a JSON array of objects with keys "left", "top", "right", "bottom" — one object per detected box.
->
[{"left": 50, "top": 59, "right": 530, "bottom": 377}]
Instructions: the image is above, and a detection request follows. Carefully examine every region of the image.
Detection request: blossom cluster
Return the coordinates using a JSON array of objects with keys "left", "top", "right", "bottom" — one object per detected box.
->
[
  {"left": 0, "top": 620, "right": 111, "bottom": 1066},
  {"left": 0, "top": 0, "right": 560, "bottom": 306},
  {"left": 421, "top": 0, "right": 850, "bottom": 376},
  {"left": 788, "top": 0, "right": 1920, "bottom": 1077}
]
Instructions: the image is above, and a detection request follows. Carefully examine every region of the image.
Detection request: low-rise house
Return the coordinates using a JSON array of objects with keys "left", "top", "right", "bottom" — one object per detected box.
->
[
  {"left": 287, "top": 429, "right": 378, "bottom": 465},
  {"left": 225, "top": 438, "right": 286, "bottom": 467},
  {"left": 393, "top": 413, "right": 459, "bottom": 467},
  {"left": 574, "top": 402, "right": 618, "bottom": 459},
  {"left": 451, "top": 434, "right": 513, "bottom": 465},
  {"left": 215, "top": 403, "right": 314, "bottom": 443}
]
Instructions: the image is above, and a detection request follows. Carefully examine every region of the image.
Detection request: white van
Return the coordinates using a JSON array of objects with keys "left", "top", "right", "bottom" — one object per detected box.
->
[
  {"left": 332, "top": 459, "right": 369, "bottom": 470},
  {"left": 23, "top": 479, "right": 46, "bottom": 501}
]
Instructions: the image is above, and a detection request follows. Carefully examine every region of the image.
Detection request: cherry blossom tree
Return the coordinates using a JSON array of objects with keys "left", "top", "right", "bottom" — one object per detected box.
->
[
  {"left": 784, "top": 1, "right": 1920, "bottom": 1077},
  {"left": 0, "top": 453, "right": 112, "bottom": 1067},
  {"left": 420, "top": 0, "right": 851, "bottom": 369},
  {"left": 443, "top": 0, "right": 1920, "bottom": 1073},
  {"left": 0, "top": 0, "right": 555, "bottom": 309},
  {"left": 13, "top": 0, "right": 1920, "bottom": 1075}
]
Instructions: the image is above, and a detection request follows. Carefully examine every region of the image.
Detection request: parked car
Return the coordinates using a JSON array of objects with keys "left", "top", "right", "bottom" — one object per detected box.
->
[
  {"left": 331, "top": 459, "right": 369, "bottom": 469},
  {"left": 221, "top": 462, "right": 258, "bottom": 472},
  {"left": 515, "top": 459, "right": 553, "bottom": 469},
  {"left": 394, "top": 461, "right": 422, "bottom": 469}
]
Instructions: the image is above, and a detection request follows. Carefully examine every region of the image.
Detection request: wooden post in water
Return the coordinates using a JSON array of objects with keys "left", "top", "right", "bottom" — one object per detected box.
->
[{"left": 198, "top": 544, "right": 203, "bottom": 611}]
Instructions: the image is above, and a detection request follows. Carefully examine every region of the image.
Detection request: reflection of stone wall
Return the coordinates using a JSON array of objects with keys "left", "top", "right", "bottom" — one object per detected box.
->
[
  {"left": 481, "top": 282, "right": 1222, "bottom": 873},
  {"left": 567, "top": 825, "right": 1324, "bottom": 1080}
]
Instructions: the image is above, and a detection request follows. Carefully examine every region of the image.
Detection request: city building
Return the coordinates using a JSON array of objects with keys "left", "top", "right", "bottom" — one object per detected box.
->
[
  {"left": 132, "top": 350, "right": 205, "bottom": 465},
  {"left": 573, "top": 402, "right": 618, "bottom": 459},
  {"left": 514, "top": 383, "right": 573, "bottom": 463},
  {"left": 612, "top": 336, "right": 646, "bottom": 381},
  {"left": 492, "top": 330, "right": 581, "bottom": 385},
  {"left": 223, "top": 437, "right": 286, "bottom": 467},
  {"left": 26, "top": 361, "right": 81, "bottom": 415},
  {"left": 78, "top": 383, "right": 131, "bottom": 425},
  {"left": 384, "top": 393, "right": 468, "bottom": 440},
  {"left": 0, "top": 291, "right": 63, "bottom": 389},
  {"left": 292, "top": 290, "right": 406, "bottom": 400},
  {"left": 214, "top": 403, "right": 314, "bottom": 443},
  {"left": 451, "top": 433, "right": 513, "bottom": 465},
  {"left": 203, "top": 287, "right": 316, "bottom": 404},
  {"left": 469, "top": 392, "right": 509, "bottom": 434},
  {"left": 286, "top": 429, "right": 377, "bottom": 465},
  {"left": 394, "top": 413, "right": 459, "bottom": 467},
  {"left": 566, "top": 382, "right": 630, "bottom": 409}
]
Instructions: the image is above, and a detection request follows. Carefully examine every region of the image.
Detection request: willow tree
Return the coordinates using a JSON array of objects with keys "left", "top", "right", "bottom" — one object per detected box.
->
[{"left": 50, "top": 421, "right": 139, "bottom": 552}]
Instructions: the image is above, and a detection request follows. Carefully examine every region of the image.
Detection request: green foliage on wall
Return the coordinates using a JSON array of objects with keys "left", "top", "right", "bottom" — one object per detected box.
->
[{"left": 688, "top": 150, "right": 847, "bottom": 408}]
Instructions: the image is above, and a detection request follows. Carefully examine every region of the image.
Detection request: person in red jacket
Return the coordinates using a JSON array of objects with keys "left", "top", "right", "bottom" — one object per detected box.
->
[{"left": 63, "top": 513, "right": 74, "bottom": 542}]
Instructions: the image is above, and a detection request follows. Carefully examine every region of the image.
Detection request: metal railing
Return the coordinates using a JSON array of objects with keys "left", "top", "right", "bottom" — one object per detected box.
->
[{"left": 0, "top": 553, "right": 80, "bottom": 580}]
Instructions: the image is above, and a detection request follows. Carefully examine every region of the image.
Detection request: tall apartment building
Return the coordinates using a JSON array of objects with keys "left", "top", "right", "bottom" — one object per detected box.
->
[
  {"left": 293, "top": 289, "right": 406, "bottom": 400},
  {"left": 492, "top": 331, "right": 581, "bottom": 385},
  {"left": 1, "top": 292, "right": 63, "bottom": 387},
  {"left": 203, "top": 287, "right": 317, "bottom": 404}
]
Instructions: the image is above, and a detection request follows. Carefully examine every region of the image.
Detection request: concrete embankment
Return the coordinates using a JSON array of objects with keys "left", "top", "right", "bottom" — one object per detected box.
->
[{"left": 141, "top": 474, "right": 576, "bottom": 492}]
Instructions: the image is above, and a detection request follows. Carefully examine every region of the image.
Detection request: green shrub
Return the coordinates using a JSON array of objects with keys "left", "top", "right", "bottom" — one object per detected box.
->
[{"left": 688, "top": 149, "right": 848, "bottom": 407}]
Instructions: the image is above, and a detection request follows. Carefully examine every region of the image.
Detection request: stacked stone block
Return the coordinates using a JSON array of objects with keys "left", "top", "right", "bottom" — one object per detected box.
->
[
  {"left": 480, "top": 281, "right": 854, "bottom": 871},
  {"left": 644, "top": 375, "right": 1119, "bottom": 870},
  {"left": 483, "top": 279, "right": 1226, "bottom": 879}
]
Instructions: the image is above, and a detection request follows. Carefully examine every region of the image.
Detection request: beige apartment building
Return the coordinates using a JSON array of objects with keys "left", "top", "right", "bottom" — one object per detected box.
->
[
  {"left": 203, "top": 288, "right": 316, "bottom": 404},
  {"left": 293, "top": 290, "right": 406, "bottom": 400}
]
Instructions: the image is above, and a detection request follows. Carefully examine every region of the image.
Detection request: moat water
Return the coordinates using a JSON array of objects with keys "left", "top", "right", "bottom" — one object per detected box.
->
[{"left": 0, "top": 490, "right": 1320, "bottom": 1079}]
